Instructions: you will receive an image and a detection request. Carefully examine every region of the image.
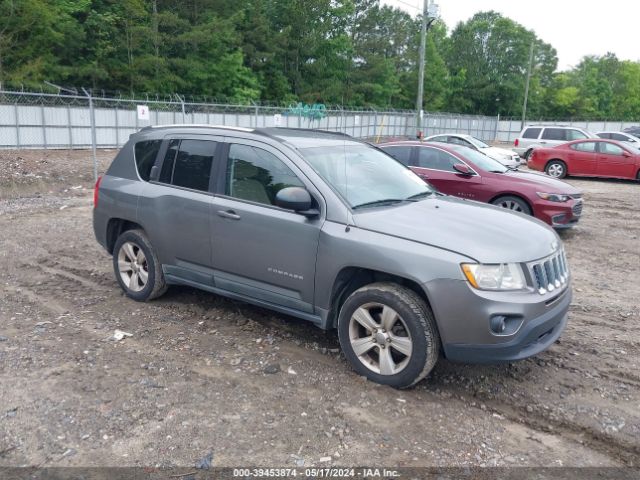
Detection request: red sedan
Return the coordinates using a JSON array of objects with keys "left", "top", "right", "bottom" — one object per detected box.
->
[
  {"left": 379, "top": 141, "right": 583, "bottom": 229},
  {"left": 528, "top": 139, "right": 640, "bottom": 181}
]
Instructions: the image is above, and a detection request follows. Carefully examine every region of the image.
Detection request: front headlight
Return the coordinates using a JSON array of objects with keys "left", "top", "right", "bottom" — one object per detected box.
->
[
  {"left": 537, "top": 192, "right": 570, "bottom": 202},
  {"left": 461, "top": 263, "right": 526, "bottom": 290}
]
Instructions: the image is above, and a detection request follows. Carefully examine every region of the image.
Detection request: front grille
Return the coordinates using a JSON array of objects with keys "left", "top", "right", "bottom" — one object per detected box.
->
[
  {"left": 529, "top": 250, "right": 569, "bottom": 295},
  {"left": 572, "top": 201, "right": 583, "bottom": 216}
]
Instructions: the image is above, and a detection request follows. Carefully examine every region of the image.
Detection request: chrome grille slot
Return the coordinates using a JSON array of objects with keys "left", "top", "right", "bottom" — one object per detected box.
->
[
  {"left": 529, "top": 250, "right": 569, "bottom": 295},
  {"left": 572, "top": 201, "right": 583, "bottom": 216}
]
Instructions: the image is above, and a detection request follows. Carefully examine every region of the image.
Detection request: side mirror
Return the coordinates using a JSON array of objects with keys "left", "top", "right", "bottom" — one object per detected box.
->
[
  {"left": 453, "top": 163, "right": 473, "bottom": 175},
  {"left": 275, "top": 187, "right": 319, "bottom": 217},
  {"left": 622, "top": 151, "right": 631, "bottom": 157}
]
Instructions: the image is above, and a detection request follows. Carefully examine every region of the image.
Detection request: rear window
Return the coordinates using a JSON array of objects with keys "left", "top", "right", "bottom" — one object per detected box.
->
[
  {"left": 541, "top": 128, "right": 566, "bottom": 141},
  {"left": 522, "top": 128, "right": 542, "bottom": 139},
  {"left": 134, "top": 140, "right": 162, "bottom": 181},
  {"left": 158, "top": 139, "right": 217, "bottom": 192},
  {"left": 382, "top": 146, "right": 412, "bottom": 166}
]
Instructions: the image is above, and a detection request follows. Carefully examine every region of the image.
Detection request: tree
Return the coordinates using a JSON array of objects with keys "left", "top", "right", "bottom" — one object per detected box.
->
[{"left": 445, "top": 11, "right": 557, "bottom": 116}]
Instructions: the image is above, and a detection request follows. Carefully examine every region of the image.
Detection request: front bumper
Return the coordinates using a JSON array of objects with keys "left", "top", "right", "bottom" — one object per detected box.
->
[
  {"left": 424, "top": 278, "right": 571, "bottom": 363},
  {"left": 534, "top": 199, "right": 582, "bottom": 229}
]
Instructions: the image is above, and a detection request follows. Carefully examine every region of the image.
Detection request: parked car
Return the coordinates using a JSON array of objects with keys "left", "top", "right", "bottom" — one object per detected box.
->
[
  {"left": 528, "top": 139, "right": 640, "bottom": 181},
  {"left": 623, "top": 126, "right": 640, "bottom": 137},
  {"left": 424, "top": 133, "right": 520, "bottom": 167},
  {"left": 514, "top": 125, "right": 596, "bottom": 160},
  {"left": 380, "top": 141, "right": 583, "bottom": 229},
  {"left": 596, "top": 131, "right": 640, "bottom": 148},
  {"left": 94, "top": 126, "right": 572, "bottom": 388}
]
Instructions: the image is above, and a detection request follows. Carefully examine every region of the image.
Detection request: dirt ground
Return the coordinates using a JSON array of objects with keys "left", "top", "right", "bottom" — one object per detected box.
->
[{"left": 0, "top": 149, "right": 638, "bottom": 469}]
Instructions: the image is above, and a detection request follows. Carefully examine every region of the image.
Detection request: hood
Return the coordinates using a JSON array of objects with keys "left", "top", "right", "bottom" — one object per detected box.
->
[
  {"left": 485, "top": 146, "right": 517, "bottom": 157},
  {"left": 503, "top": 170, "right": 581, "bottom": 194},
  {"left": 352, "top": 196, "right": 560, "bottom": 264},
  {"left": 481, "top": 147, "right": 520, "bottom": 166}
]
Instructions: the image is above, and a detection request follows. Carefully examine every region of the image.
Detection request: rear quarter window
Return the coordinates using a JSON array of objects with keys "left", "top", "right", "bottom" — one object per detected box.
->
[
  {"left": 522, "top": 128, "right": 542, "bottom": 139},
  {"left": 134, "top": 140, "right": 162, "bottom": 181}
]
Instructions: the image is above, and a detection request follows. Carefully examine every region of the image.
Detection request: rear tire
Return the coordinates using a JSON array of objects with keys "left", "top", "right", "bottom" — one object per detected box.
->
[
  {"left": 337, "top": 282, "right": 440, "bottom": 389},
  {"left": 545, "top": 160, "right": 567, "bottom": 179},
  {"left": 112, "top": 229, "right": 167, "bottom": 301},
  {"left": 491, "top": 195, "right": 532, "bottom": 216}
]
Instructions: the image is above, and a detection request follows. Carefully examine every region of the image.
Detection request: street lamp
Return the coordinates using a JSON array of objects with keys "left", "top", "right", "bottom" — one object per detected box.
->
[{"left": 415, "top": 0, "right": 440, "bottom": 139}]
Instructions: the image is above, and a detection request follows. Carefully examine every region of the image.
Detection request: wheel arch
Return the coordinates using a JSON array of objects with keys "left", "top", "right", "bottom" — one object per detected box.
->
[
  {"left": 326, "top": 267, "right": 433, "bottom": 330},
  {"left": 106, "top": 218, "right": 145, "bottom": 254}
]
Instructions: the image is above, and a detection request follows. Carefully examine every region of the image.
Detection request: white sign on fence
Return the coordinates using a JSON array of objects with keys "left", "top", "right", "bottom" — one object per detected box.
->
[
  {"left": 273, "top": 114, "right": 282, "bottom": 126},
  {"left": 137, "top": 105, "right": 150, "bottom": 121}
]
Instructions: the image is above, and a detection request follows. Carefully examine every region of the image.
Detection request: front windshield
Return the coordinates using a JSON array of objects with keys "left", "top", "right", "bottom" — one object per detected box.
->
[
  {"left": 465, "top": 136, "right": 490, "bottom": 149},
  {"left": 448, "top": 145, "right": 509, "bottom": 173},
  {"left": 300, "top": 144, "right": 433, "bottom": 208}
]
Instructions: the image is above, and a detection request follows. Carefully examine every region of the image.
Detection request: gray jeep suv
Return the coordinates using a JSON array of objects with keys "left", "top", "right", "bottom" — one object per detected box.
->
[{"left": 94, "top": 126, "right": 571, "bottom": 388}]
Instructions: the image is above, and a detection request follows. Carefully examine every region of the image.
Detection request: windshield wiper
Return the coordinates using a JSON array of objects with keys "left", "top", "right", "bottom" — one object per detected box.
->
[
  {"left": 406, "top": 190, "right": 435, "bottom": 201},
  {"left": 352, "top": 198, "right": 406, "bottom": 209}
]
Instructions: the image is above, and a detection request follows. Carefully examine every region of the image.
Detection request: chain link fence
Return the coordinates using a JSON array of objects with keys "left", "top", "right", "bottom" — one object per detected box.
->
[
  {"left": 497, "top": 117, "right": 640, "bottom": 143},
  {"left": 0, "top": 89, "right": 499, "bottom": 151}
]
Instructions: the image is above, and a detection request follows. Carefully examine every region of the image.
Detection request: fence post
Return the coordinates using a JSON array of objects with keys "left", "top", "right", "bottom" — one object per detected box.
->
[
  {"left": 14, "top": 103, "right": 20, "bottom": 149},
  {"left": 82, "top": 88, "right": 98, "bottom": 181},
  {"left": 41, "top": 103, "right": 48, "bottom": 149},
  {"left": 115, "top": 106, "right": 119, "bottom": 147},
  {"left": 67, "top": 105, "right": 73, "bottom": 149},
  {"left": 494, "top": 114, "right": 500, "bottom": 142}
]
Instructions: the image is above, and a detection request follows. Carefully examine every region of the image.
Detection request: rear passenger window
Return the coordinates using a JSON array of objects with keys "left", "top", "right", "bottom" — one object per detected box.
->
[
  {"left": 570, "top": 142, "right": 597, "bottom": 153},
  {"left": 417, "top": 147, "right": 459, "bottom": 172},
  {"left": 611, "top": 133, "right": 627, "bottom": 141},
  {"left": 134, "top": 140, "right": 162, "bottom": 181},
  {"left": 226, "top": 144, "right": 304, "bottom": 206},
  {"left": 158, "top": 139, "right": 216, "bottom": 192},
  {"left": 522, "top": 128, "right": 542, "bottom": 139},
  {"left": 541, "top": 128, "right": 566, "bottom": 141},
  {"left": 383, "top": 146, "right": 412, "bottom": 166}
]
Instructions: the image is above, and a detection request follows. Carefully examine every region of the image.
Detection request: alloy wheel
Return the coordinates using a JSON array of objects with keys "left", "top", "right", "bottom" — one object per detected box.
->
[
  {"left": 497, "top": 199, "right": 524, "bottom": 212},
  {"left": 348, "top": 303, "right": 413, "bottom": 375},
  {"left": 547, "top": 163, "right": 564, "bottom": 178},
  {"left": 117, "top": 241, "right": 148, "bottom": 292}
]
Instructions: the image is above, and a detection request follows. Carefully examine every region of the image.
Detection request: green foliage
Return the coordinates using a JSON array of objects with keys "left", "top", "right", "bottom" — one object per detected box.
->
[{"left": 0, "top": 1, "right": 638, "bottom": 118}]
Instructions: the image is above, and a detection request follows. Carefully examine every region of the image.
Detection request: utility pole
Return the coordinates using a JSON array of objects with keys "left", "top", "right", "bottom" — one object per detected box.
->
[
  {"left": 521, "top": 41, "right": 535, "bottom": 130},
  {"left": 415, "top": 0, "right": 429, "bottom": 139}
]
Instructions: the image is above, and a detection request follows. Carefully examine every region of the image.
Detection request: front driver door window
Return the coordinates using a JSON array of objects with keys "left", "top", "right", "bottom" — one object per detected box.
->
[{"left": 211, "top": 141, "right": 322, "bottom": 313}]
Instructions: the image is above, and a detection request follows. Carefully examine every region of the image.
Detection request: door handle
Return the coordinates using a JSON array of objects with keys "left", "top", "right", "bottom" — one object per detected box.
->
[{"left": 217, "top": 210, "right": 241, "bottom": 220}]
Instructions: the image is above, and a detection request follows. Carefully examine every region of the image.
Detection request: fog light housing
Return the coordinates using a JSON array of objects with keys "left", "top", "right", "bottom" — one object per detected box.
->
[
  {"left": 489, "top": 315, "right": 524, "bottom": 336},
  {"left": 490, "top": 315, "right": 506, "bottom": 334}
]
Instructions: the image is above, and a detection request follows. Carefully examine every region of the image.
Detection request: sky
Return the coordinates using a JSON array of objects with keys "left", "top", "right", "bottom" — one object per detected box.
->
[{"left": 382, "top": 0, "right": 640, "bottom": 71}]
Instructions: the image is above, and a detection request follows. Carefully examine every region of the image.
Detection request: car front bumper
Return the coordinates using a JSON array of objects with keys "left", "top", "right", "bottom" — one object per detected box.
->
[
  {"left": 424, "top": 278, "right": 571, "bottom": 363},
  {"left": 534, "top": 199, "right": 582, "bottom": 229}
]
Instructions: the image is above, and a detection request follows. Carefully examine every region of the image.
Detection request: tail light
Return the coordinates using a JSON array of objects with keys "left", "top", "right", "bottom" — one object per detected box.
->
[
  {"left": 93, "top": 176, "right": 102, "bottom": 208},
  {"left": 514, "top": 138, "right": 519, "bottom": 147}
]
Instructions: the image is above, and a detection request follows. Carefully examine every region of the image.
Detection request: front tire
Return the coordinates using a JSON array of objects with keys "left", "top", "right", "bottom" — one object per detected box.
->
[
  {"left": 337, "top": 283, "right": 440, "bottom": 389},
  {"left": 491, "top": 195, "right": 532, "bottom": 215},
  {"left": 545, "top": 160, "right": 567, "bottom": 179},
  {"left": 112, "top": 229, "right": 167, "bottom": 301}
]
